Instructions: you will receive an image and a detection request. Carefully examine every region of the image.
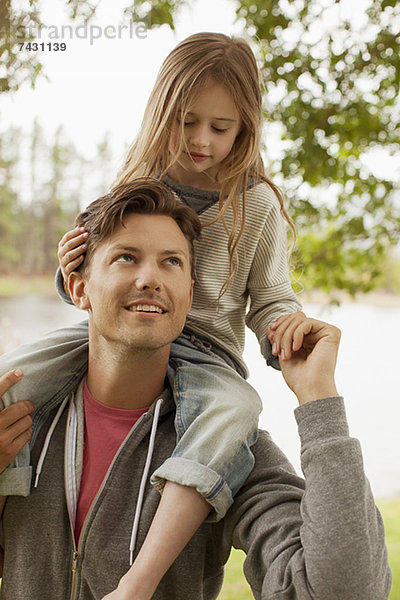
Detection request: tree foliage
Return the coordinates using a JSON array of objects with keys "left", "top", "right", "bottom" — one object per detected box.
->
[
  {"left": 0, "top": 0, "right": 44, "bottom": 92},
  {"left": 236, "top": 0, "right": 400, "bottom": 295},
  {"left": 0, "top": 123, "right": 113, "bottom": 275},
  {"left": 1, "top": 0, "right": 399, "bottom": 295}
]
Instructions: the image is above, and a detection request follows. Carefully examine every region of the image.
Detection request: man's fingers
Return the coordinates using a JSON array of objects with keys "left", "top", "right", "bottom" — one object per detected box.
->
[
  {"left": 0, "top": 428, "right": 33, "bottom": 474},
  {"left": 292, "top": 327, "right": 305, "bottom": 352},
  {"left": 0, "top": 370, "right": 24, "bottom": 398},
  {"left": 291, "top": 318, "right": 341, "bottom": 352},
  {"left": 279, "top": 315, "right": 307, "bottom": 359},
  {"left": 0, "top": 401, "right": 35, "bottom": 429},
  {"left": 0, "top": 372, "right": 34, "bottom": 473},
  {"left": 270, "top": 317, "right": 341, "bottom": 362},
  {"left": 0, "top": 401, "right": 34, "bottom": 473},
  {"left": 0, "top": 408, "right": 33, "bottom": 442}
]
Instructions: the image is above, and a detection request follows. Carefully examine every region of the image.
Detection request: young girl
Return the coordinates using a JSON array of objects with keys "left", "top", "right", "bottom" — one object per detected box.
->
[{"left": 0, "top": 32, "right": 304, "bottom": 598}]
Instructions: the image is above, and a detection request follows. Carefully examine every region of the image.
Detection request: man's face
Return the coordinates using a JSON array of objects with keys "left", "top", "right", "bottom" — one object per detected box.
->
[{"left": 71, "top": 213, "right": 193, "bottom": 356}]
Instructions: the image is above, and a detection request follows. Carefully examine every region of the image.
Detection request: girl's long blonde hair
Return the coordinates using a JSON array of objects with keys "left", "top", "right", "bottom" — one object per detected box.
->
[{"left": 114, "top": 32, "right": 296, "bottom": 298}]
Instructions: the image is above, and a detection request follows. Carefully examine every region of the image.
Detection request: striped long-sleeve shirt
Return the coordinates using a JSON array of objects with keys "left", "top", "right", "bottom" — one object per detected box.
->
[{"left": 162, "top": 176, "right": 302, "bottom": 377}]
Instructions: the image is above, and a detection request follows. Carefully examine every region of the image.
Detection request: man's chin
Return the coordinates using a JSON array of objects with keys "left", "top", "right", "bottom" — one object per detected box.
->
[{"left": 121, "top": 332, "right": 174, "bottom": 354}]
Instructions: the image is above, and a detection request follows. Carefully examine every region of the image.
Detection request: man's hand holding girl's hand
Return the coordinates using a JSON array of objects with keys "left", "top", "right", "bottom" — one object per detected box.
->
[
  {"left": 267, "top": 311, "right": 307, "bottom": 361},
  {"left": 268, "top": 314, "right": 341, "bottom": 405}
]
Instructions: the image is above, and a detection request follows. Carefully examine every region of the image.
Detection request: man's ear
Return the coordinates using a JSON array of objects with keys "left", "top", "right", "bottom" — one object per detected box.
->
[{"left": 69, "top": 271, "right": 91, "bottom": 311}]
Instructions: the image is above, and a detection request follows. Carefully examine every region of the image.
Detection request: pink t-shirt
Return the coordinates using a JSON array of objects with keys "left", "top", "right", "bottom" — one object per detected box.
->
[{"left": 74, "top": 380, "right": 148, "bottom": 545}]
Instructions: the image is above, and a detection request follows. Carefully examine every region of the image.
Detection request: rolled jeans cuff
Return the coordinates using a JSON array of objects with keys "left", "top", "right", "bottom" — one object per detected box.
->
[
  {"left": 0, "top": 466, "right": 32, "bottom": 496},
  {"left": 151, "top": 457, "right": 233, "bottom": 522}
]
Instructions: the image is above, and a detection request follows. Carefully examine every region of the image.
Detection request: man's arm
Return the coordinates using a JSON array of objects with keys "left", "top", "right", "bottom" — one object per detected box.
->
[
  {"left": 225, "top": 318, "right": 391, "bottom": 599},
  {"left": 0, "top": 371, "right": 34, "bottom": 577}
]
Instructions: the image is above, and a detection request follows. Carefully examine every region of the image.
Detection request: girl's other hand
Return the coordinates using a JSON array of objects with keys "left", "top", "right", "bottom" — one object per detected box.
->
[
  {"left": 267, "top": 311, "right": 307, "bottom": 361},
  {"left": 58, "top": 227, "right": 89, "bottom": 283}
]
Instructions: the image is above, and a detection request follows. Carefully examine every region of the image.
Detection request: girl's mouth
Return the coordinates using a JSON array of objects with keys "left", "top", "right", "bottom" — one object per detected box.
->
[{"left": 187, "top": 152, "right": 209, "bottom": 162}]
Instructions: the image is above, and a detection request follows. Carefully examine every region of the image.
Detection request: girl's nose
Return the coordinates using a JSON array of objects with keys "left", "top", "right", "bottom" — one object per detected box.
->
[{"left": 189, "top": 124, "right": 209, "bottom": 148}]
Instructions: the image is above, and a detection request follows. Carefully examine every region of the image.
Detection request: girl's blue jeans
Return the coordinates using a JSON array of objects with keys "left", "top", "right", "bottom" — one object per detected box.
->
[{"left": 0, "top": 321, "right": 262, "bottom": 520}]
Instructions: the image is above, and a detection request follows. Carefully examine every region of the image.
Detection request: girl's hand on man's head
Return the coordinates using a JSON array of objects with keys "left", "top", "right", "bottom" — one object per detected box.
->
[{"left": 58, "top": 227, "right": 89, "bottom": 283}]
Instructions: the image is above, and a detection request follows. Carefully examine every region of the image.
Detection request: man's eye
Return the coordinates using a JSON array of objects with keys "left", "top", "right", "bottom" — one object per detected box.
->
[
  {"left": 166, "top": 257, "right": 181, "bottom": 266},
  {"left": 116, "top": 254, "right": 134, "bottom": 263}
]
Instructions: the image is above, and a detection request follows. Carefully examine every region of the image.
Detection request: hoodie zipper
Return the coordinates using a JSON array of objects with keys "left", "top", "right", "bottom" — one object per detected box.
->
[
  {"left": 64, "top": 396, "right": 79, "bottom": 600},
  {"left": 71, "top": 551, "right": 79, "bottom": 599},
  {"left": 64, "top": 395, "right": 156, "bottom": 599},
  {"left": 65, "top": 492, "right": 79, "bottom": 600}
]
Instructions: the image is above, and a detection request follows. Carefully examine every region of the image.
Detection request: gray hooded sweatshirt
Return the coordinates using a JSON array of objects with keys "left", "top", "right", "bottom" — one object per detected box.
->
[{"left": 0, "top": 383, "right": 391, "bottom": 599}]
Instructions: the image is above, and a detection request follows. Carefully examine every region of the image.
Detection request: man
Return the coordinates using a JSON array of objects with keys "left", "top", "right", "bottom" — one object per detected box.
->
[{"left": 0, "top": 180, "right": 391, "bottom": 599}]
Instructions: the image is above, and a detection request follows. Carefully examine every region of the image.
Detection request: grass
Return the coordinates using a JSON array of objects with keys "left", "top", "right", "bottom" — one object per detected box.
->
[
  {"left": 219, "top": 549, "right": 252, "bottom": 600},
  {"left": 0, "top": 275, "right": 56, "bottom": 297},
  {"left": 379, "top": 498, "right": 400, "bottom": 600},
  {"left": 219, "top": 498, "right": 400, "bottom": 599}
]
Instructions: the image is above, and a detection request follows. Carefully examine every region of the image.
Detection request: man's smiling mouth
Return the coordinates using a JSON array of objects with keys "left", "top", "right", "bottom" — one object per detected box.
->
[{"left": 126, "top": 304, "right": 166, "bottom": 314}]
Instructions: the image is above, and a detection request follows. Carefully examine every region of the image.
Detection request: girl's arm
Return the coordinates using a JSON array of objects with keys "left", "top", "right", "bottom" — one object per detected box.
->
[
  {"left": 245, "top": 188, "right": 303, "bottom": 367},
  {"left": 102, "top": 482, "right": 211, "bottom": 600}
]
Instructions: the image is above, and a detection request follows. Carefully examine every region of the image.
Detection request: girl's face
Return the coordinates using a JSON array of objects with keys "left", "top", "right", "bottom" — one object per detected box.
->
[{"left": 168, "top": 80, "right": 241, "bottom": 189}]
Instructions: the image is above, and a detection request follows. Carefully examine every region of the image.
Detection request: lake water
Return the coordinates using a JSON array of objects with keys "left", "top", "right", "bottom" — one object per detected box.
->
[{"left": 0, "top": 294, "right": 399, "bottom": 500}]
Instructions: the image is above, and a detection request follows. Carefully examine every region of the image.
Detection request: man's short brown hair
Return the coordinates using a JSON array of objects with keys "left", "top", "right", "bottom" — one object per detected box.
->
[{"left": 75, "top": 179, "right": 201, "bottom": 277}]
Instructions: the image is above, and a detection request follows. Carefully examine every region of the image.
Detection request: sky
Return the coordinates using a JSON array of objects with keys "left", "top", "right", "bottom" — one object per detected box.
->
[
  {"left": 2, "top": 0, "right": 399, "bottom": 194},
  {"left": 1, "top": 0, "right": 242, "bottom": 176}
]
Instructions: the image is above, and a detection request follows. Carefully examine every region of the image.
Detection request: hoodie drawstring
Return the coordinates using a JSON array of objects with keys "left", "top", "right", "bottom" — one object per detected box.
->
[
  {"left": 34, "top": 393, "right": 71, "bottom": 488},
  {"left": 129, "top": 397, "right": 163, "bottom": 565},
  {"left": 34, "top": 391, "right": 163, "bottom": 567}
]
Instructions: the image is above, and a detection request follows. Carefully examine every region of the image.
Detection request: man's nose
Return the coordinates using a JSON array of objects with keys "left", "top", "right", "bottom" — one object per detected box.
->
[{"left": 135, "top": 264, "right": 162, "bottom": 292}]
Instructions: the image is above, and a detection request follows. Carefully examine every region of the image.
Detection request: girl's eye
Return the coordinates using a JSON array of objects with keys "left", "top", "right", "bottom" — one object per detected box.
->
[
  {"left": 176, "top": 117, "right": 194, "bottom": 127},
  {"left": 212, "top": 126, "right": 228, "bottom": 133}
]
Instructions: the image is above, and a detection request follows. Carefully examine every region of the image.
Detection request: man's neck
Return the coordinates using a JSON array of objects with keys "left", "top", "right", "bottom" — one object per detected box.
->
[{"left": 86, "top": 345, "right": 170, "bottom": 410}]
